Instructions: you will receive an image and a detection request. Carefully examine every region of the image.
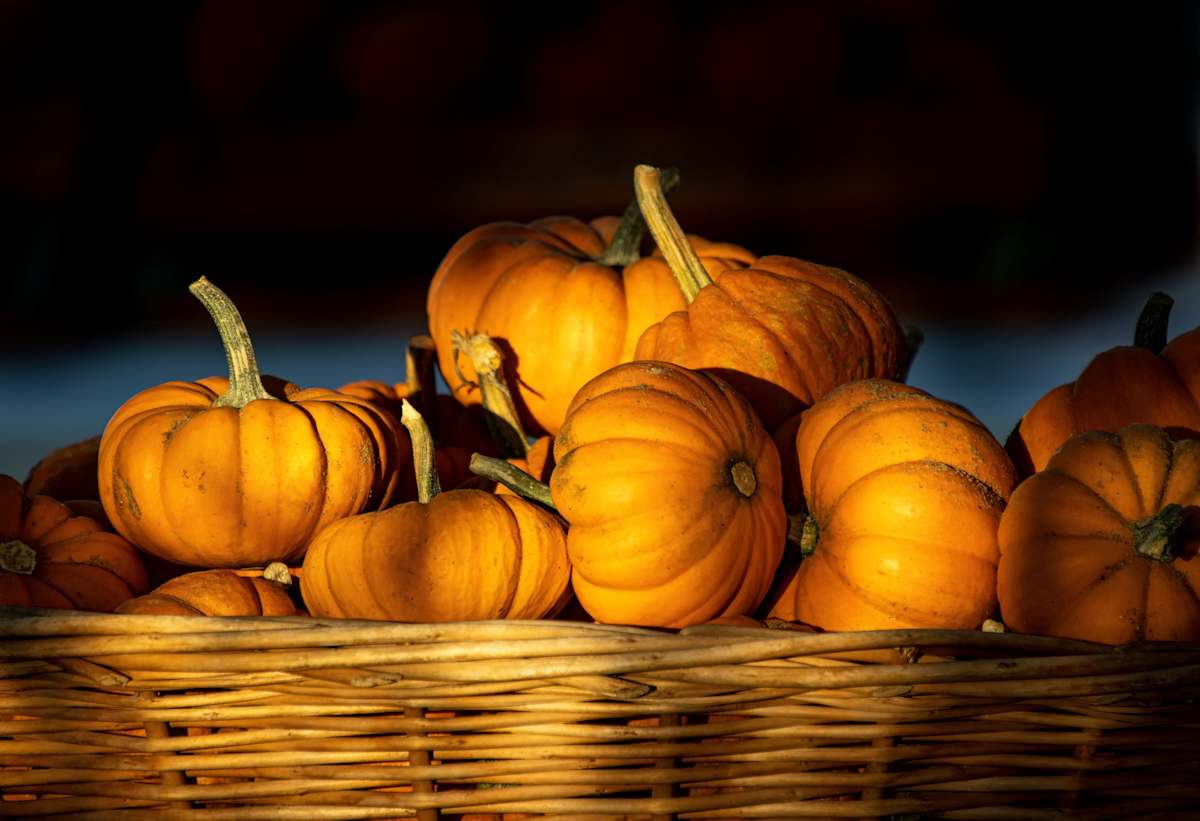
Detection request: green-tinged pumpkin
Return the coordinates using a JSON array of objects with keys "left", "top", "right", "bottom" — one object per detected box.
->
[
  {"left": 98, "top": 278, "right": 409, "bottom": 568},
  {"left": 549, "top": 360, "right": 785, "bottom": 628}
]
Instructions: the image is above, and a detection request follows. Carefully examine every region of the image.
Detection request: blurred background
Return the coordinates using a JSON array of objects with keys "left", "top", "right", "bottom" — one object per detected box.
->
[{"left": 1, "top": 0, "right": 1198, "bottom": 478}]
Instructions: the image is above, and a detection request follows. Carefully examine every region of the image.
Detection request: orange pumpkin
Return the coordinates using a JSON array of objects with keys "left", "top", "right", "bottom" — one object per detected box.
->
[
  {"left": 426, "top": 168, "right": 755, "bottom": 436},
  {"left": 549, "top": 360, "right": 785, "bottom": 628},
  {"left": 998, "top": 424, "right": 1200, "bottom": 644},
  {"left": 116, "top": 563, "right": 302, "bottom": 617},
  {"left": 1007, "top": 292, "right": 1200, "bottom": 477},
  {"left": 631, "top": 165, "right": 907, "bottom": 431},
  {"left": 300, "top": 400, "right": 571, "bottom": 622},
  {"left": 0, "top": 474, "right": 148, "bottom": 611},
  {"left": 98, "top": 277, "right": 408, "bottom": 568},
  {"left": 23, "top": 434, "right": 101, "bottom": 501},
  {"left": 340, "top": 334, "right": 497, "bottom": 491},
  {"left": 769, "top": 379, "right": 1016, "bottom": 631}
]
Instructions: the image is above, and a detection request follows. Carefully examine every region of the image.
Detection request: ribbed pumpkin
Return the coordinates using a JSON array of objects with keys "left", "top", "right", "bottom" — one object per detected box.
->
[
  {"left": 0, "top": 474, "right": 149, "bottom": 611},
  {"left": 301, "top": 400, "right": 571, "bottom": 622},
  {"left": 98, "top": 278, "right": 408, "bottom": 568},
  {"left": 339, "top": 333, "right": 497, "bottom": 491},
  {"left": 426, "top": 168, "right": 755, "bottom": 436},
  {"left": 549, "top": 360, "right": 785, "bottom": 628},
  {"left": 1007, "top": 292, "right": 1200, "bottom": 477},
  {"left": 999, "top": 424, "right": 1200, "bottom": 644},
  {"left": 769, "top": 379, "right": 1017, "bottom": 631},
  {"left": 631, "top": 165, "right": 907, "bottom": 431},
  {"left": 23, "top": 434, "right": 101, "bottom": 502},
  {"left": 116, "top": 563, "right": 302, "bottom": 617}
]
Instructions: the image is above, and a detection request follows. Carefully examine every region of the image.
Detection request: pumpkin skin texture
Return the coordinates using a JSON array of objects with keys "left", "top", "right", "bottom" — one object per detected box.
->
[
  {"left": 769, "top": 379, "right": 1016, "bottom": 632},
  {"left": 550, "top": 360, "right": 786, "bottom": 628},
  {"left": 98, "top": 279, "right": 409, "bottom": 568},
  {"left": 426, "top": 213, "right": 754, "bottom": 436},
  {"left": 0, "top": 474, "right": 149, "bottom": 611},
  {"left": 998, "top": 424, "right": 1200, "bottom": 644},
  {"left": 23, "top": 434, "right": 101, "bottom": 501},
  {"left": 1007, "top": 294, "right": 1200, "bottom": 477},
  {"left": 116, "top": 565, "right": 301, "bottom": 617}
]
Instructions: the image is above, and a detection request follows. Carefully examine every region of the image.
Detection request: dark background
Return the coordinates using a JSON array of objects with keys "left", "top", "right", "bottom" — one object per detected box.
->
[{"left": 2, "top": 0, "right": 1198, "bottom": 476}]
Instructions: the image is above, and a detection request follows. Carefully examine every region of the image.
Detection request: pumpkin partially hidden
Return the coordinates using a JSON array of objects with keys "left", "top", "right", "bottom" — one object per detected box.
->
[
  {"left": 117, "top": 564, "right": 301, "bottom": 617},
  {"left": 0, "top": 474, "right": 148, "bottom": 611},
  {"left": 998, "top": 424, "right": 1200, "bottom": 644},
  {"left": 770, "top": 380, "right": 1016, "bottom": 631},
  {"left": 99, "top": 278, "right": 408, "bottom": 568},
  {"left": 631, "top": 165, "right": 906, "bottom": 431},
  {"left": 301, "top": 401, "right": 571, "bottom": 622},
  {"left": 550, "top": 360, "right": 785, "bottom": 628},
  {"left": 427, "top": 175, "right": 755, "bottom": 436},
  {"left": 1007, "top": 293, "right": 1200, "bottom": 476},
  {"left": 23, "top": 434, "right": 101, "bottom": 502}
]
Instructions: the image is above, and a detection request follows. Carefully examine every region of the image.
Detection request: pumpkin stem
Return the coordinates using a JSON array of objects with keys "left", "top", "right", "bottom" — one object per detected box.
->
[
  {"left": 400, "top": 399, "right": 442, "bottom": 504},
  {"left": 730, "top": 461, "right": 757, "bottom": 497},
  {"left": 469, "top": 453, "right": 556, "bottom": 510},
  {"left": 189, "top": 277, "right": 272, "bottom": 409},
  {"left": 1133, "top": 292, "right": 1174, "bottom": 353},
  {"left": 788, "top": 515, "right": 819, "bottom": 558},
  {"left": 451, "top": 330, "right": 530, "bottom": 459},
  {"left": 633, "top": 164, "right": 713, "bottom": 303},
  {"left": 262, "top": 561, "right": 293, "bottom": 587},
  {"left": 1132, "top": 503, "right": 1185, "bottom": 563},
  {"left": 0, "top": 540, "right": 36, "bottom": 574},
  {"left": 404, "top": 334, "right": 439, "bottom": 431},
  {"left": 593, "top": 166, "right": 681, "bottom": 267}
]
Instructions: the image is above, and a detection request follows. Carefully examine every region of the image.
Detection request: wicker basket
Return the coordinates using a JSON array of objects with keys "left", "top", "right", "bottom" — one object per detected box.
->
[{"left": 1, "top": 606, "right": 1198, "bottom": 820}]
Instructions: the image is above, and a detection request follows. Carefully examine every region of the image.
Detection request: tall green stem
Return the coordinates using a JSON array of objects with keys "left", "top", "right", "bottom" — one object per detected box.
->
[
  {"left": 400, "top": 400, "right": 441, "bottom": 504},
  {"left": 594, "top": 166, "right": 681, "bottom": 267},
  {"left": 1133, "top": 292, "right": 1174, "bottom": 353},
  {"left": 633, "top": 164, "right": 713, "bottom": 303},
  {"left": 451, "top": 331, "right": 529, "bottom": 459},
  {"left": 189, "top": 277, "right": 271, "bottom": 409},
  {"left": 469, "top": 454, "right": 555, "bottom": 509}
]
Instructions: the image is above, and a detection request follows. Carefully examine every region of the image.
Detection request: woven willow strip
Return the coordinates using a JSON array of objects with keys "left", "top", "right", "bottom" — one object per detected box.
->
[{"left": 1, "top": 608, "right": 1197, "bottom": 818}]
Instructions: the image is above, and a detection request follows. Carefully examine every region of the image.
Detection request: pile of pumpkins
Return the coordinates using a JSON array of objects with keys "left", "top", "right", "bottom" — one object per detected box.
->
[{"left": 5, "top": 165, "right": 1199, "bottom": 646}]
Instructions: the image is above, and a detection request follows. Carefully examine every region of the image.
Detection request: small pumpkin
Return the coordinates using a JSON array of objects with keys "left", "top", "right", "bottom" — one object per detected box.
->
[
  {"left": 769, "top": 379, "right": 1016, "bottom": 631},
  {"left": 998, "top": 424, "right": 1200, "bottom": 644},
  {"left": 339, "top": 333, "right": 497, "bottom": 491},
  {"left": 549, "top": 360, "right": 786, "bottom": 628},
  {"left": 631, "top": 165, "right": 907, "bottom": 431},
  {"left": 427, "top": 168, "right": 755, "bottom": 436},
  {"left": 116, "top": 563, "right": 302, "bottom": 617},
  {"left": 0, "top": 474, "right": 149, "bottom": 611},
  {"left": 23, "top": 434, "right": 101, "bottom": 502},
  {"left": 98, "top": 278, "right": 409, "bottom": 568},
  {"left": 1007, "top": 292, "right": 1200, "bottom": 476},
  {"left": 300, "top": 400, "right": 571, "bottom": 622}
]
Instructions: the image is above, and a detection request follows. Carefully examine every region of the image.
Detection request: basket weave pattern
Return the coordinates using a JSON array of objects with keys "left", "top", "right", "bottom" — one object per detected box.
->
[{"left": 1, "top": 607, "right": 1198, "bottom": 819}]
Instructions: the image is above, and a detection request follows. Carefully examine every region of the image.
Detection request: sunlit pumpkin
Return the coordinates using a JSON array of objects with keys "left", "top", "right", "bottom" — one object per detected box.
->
[
  {"left": 549, "top": 360, "right": 785, "bottom": 627},
  {"left": 0, "top": 474, "right": 148, "bottom": 611},
  {"left": 769, "top": 379, "right": 1016, "bottom": 631},
  {"left": 300, "top": 400, "right": 571, "bottom": 621},
  {"left": 98, "top": 277, "right": 408, "bottom": 568},
  {"left": 1007, "top": 292, "right": 1200, "bottom": 476},
  {"left": 116, "top": 563, "right": 301, "bottom": 617},
  {"left": 998, "top": 424, "right": 1200, "bottom": 644},
  {"left": 426, "top": 168, "right": 755, "bottom": 436},
  {"left": 631, "top": 165, "right": 907, "bottom": 430}
]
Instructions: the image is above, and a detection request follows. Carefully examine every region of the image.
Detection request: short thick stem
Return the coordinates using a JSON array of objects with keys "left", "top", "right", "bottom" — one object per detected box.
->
[
  {"left": 594, "top": 166, "right": 681, "bottom": 267},
  {"left": 400, "top": 400, "right": 442, "bottom": 504},
  {"left": 730, "top": 461, "right": 757, "bottom": 497},
  {"left": 1132, "top": 503, "right": 1185, "bottom": 563},
  {"left": 469, "top": 454, "right": 556, "bottom": 510},
  {"left": 633, "top": 164, "right": 713, "bottom": 303},
  {"left": 189, "top": 277, "right": 271, "bottom": 409},
  {"left": 1134, "top": 292, "right": 1173, "bottom": 353},
  {"left": 262, "top": 562, "right": 293, "bottom": 587},
  {"left": 0, "top": 540, "right": 36, "bottom": 574},
  {"left": 451, "top": 331, "right": 529, "bottom": 459},
  {"left": 786, "top": 515, "right": 819, "bottom": 558}
]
